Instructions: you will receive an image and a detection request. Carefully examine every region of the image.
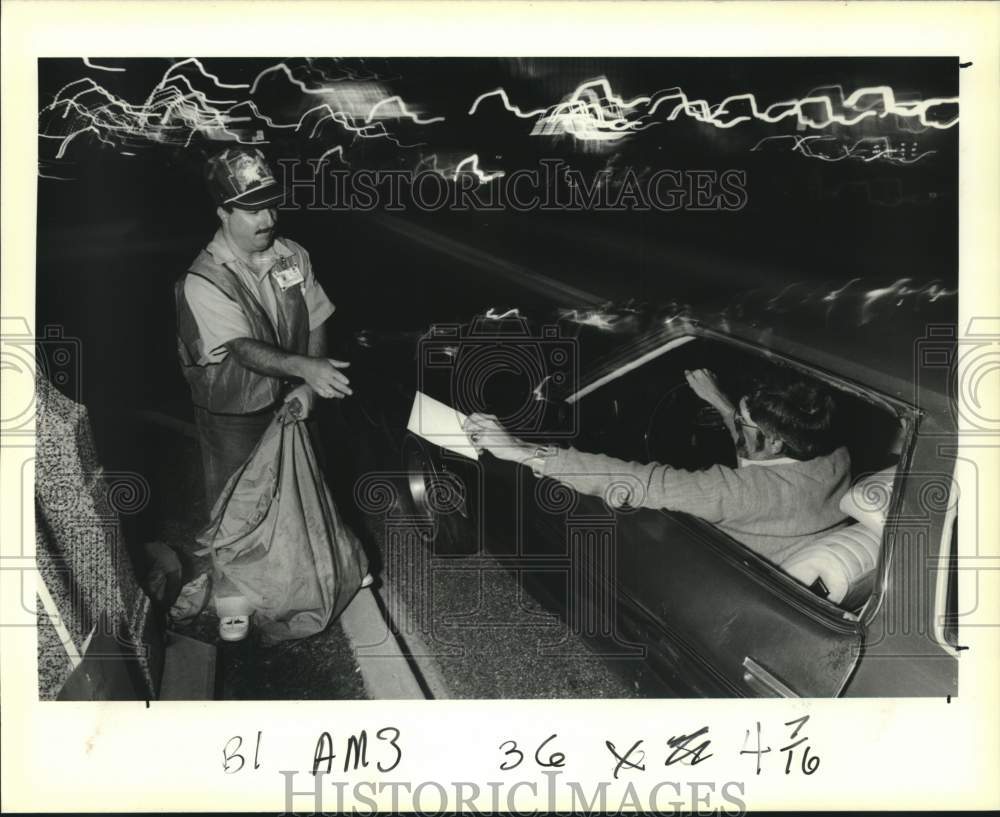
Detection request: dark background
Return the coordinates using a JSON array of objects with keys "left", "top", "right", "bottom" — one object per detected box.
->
[{"left": 35, "top": 56, "right": 958, "bottom": 481}]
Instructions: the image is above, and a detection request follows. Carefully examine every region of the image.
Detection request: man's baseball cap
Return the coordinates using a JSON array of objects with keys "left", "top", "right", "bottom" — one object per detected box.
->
[{"left": 204, "top": 147, "right": 284, "bottom": 209}]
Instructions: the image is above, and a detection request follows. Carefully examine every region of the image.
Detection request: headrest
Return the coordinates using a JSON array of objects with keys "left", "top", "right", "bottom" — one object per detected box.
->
[{"left": 839, "top": 467, "right": 897, "bottom": 535}]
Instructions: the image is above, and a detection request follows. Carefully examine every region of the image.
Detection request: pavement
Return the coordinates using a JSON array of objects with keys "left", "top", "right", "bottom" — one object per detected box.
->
[
  {"left": 136, "top": 419, "right": 368, "bottom": 701},
  {"left": 371, "top": 518, "right": 645, "bottom": 699},
  {"left": 135, "top": 410, "right": 650, "bottom": 700}
]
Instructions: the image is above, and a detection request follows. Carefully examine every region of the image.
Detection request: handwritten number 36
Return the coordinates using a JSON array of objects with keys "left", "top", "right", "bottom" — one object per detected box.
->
[{"left": 499, "top": 734, "right": 566, "bottom": 770}]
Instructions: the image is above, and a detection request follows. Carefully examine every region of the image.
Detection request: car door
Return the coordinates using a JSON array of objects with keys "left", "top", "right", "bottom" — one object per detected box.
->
[
  {"left": 549, "top": 331, "right": 866, "bottom": 696},
  {"left": 609, "top": 507, "right": 864, "bottom": 696},
  {"left": 477, "top": 449, "right": 862, "bottom": 697},
  {"left": 459, "top": 325, "right": 865, "bottom": 696}
]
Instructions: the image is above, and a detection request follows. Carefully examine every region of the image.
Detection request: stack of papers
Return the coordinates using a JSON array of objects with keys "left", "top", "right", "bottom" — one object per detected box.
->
[{"left": 406, "top": 391, "right": 479, "bottom": 460}]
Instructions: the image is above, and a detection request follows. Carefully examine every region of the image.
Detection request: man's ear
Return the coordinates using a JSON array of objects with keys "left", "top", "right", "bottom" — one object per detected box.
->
[
  {"left": 766, "top": 435, "right": 785, "bottom": 456},
  {"left": 216, "top": 205, "right": 229, "bottom": 224}
]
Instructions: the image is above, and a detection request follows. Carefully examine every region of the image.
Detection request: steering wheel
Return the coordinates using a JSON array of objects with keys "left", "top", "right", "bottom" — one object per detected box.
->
[{"left": 643, "top": 380, "right": 735, "bottom": 470}]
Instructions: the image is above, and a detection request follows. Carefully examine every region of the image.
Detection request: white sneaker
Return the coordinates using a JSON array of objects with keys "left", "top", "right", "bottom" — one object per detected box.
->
[
  {"left": 219, "top": 615, "right": 251, "bottom": 642},
  {"left": 215, "top": 595, "right": 253, "bottom": 642}
]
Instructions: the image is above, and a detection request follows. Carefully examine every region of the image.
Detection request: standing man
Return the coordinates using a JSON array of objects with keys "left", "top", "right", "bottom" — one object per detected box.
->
[{"left": 176, "top": 146, "right": 352, "bottom": 509}]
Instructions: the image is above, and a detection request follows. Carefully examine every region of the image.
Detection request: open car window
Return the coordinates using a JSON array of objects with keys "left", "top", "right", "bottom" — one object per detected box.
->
[{"left": 571, "top": 335, "right": 910, "bottom": 614}]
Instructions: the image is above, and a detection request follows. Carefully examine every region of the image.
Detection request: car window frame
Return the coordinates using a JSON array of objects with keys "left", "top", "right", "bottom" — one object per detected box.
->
[{"left": 932, "top": 487, "right": 961, "bottom": 655}]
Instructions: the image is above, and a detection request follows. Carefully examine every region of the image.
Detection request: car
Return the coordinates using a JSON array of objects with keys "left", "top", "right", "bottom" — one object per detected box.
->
[{"left": 350, "top": 278, "right": 960, "bottom": 697}]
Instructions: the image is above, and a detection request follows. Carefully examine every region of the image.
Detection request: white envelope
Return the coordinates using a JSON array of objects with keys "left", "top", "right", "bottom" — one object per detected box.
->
[{"left": 406, "top": 391, "right": 479, "bottom": 460}]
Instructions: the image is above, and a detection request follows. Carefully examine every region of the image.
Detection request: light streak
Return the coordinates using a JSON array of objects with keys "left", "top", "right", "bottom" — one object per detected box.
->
[
  {"left": 332, "top": 112, "right": 415, "bottom": 147},
  {"left": 532, "top": 375, "right": 552, "bottom": 402},
  {"left": 40, "top": 58, "right": 436, "bottom": 163},
  {"left": 751, "top": 134, "right": 833, "bottom": 153},
  {"left": 746, "top": 277, "right": 957, "bottom": 326},
  {"left": 453, "top": 154, "right": 505, "bottom": 183},
  {"left": 161, "top": 57, "right": 250, "bottom": 90},
  {"left": 413, "top": 153, "right": 504, "bottom": 184},
  {"left": 310, "top": 57, "right": 383, "bottom": 83},
  {"left": 250, "top": 59, "right": 395, "bottom": 95},
  {"left": 293, "top": 82, "right": 401, "bottom": 122},
  {"left": 751, "top": 134, "right": 938, "bottom": 164},
  {"left": 40, "top": 67, "right": 261, "bottom": 156},
  {"left": 821, "top": 278, "right": 862, "bottom": 304},
  {"left": 484, "top": 308, "right": 521, "bottom": 319},
  {"left": 296, "top": 103, "right": 344, "bottom": 136},
  {"left": 317, "top": 145, "right": 349, "bottom": 165},
  {"left": 468, "top": 87, "right": 549, "bottom": 119},
  {"left": 249, "top": 62, "right": 334, "bottom": 96},
  {"left": 472, "top": 77, "right": 657, "bottom": 147},
  {"left": 227, "top": 100, "right": 298, "bottom": 130},
  {"left": 40, "top": 60, "right": 958, "bottom": 179},
  {"left": 413, "top": 152, "right": 504, "bottom": 186},
  {"left": 82, "top": 58, "right": 125, "bottom": 73},
  {"left": 649, "top": 83, "right": 958, "bottom": 130},
  {"left": 298, "top": 104, "right": 423, "bottom": 147},
  {"left": 414, "top": 153, "right": 443, "bottom": 173},
  {"left": 532, "top": 77, "right": 655, "bottom": 145},
  {"left": 147, "top": 71, "right": 240, "bottom": 106},
  {"left": 46, "top": 78, "right": 124, "bottom": 114},
  {"left": 55, "top": 125, "right": 116, "bottom": 158},
  {"left": 859, "top": 278, "right": 956, "bottom": 323},
  {"left": 574, "top": 77, "right": 652, "bottom": 110},
  {"left": 365, "top": 95, "right": 445, "bottom": 125},
  {"left": 558, "top": 308, "right": 618, "bottom": 331},
  {"left": 475, "top": 76, "right": 958, "bottom": 150}
]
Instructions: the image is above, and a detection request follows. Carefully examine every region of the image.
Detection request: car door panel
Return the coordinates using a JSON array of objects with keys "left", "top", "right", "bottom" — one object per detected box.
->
[
  {"left": 475, "top": 453, "right": 862, "bottom": 697},
  {"left": 613, "top": 508, "right": 863, "bottom": 696}
]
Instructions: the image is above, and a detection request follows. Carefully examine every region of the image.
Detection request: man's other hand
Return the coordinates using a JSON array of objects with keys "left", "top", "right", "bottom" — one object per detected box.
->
[
  {"left": 301, "top": 358, "right": 352, "bottom": 399},
  {"left": 685, "top": 368, "right": 731, "bottom": 412},
  {"left": 283, "top": 384, "right": 316, "bottom": 419}
]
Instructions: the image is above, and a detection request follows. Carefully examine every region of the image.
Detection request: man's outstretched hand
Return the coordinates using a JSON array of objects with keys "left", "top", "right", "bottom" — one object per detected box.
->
[{"left": 300, "top": 358, "right": 352, "bottom": 399}]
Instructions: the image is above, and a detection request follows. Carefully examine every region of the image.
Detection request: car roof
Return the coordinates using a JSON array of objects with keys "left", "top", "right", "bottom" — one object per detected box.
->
[{"left": 564, "top": 277, "right": 956, "bottom": 418}]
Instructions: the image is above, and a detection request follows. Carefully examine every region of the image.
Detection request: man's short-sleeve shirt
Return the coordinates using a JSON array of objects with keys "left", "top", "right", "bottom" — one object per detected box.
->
[{"left": 184, "top": 229, "right": 335, "bottom": 365}]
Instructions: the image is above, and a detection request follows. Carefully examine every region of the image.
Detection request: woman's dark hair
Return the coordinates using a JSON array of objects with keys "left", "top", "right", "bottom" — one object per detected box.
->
[{"left": 744, "top": 377, "right": 837, "bottom": 459}]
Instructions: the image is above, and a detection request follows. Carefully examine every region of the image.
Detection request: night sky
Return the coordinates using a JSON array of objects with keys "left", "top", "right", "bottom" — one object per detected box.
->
[{"left": 36, "top": 57, "right": 959, "bottom": 421}]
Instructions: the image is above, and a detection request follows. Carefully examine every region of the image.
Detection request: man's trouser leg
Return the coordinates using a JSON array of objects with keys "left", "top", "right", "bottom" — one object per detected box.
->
[{"left": 194, "top": 407, "right": 275, "bottom": 513}]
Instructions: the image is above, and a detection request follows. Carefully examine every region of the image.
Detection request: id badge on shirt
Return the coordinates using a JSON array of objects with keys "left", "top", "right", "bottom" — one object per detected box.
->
[{"left": 272, "top": 256, "right": 305, "bottom": 291}]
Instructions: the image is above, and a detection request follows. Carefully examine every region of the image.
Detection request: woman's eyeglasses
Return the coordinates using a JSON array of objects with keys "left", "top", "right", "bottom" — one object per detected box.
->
[{"left": 734, "top": 413, "right": 761, "bottom": 432}]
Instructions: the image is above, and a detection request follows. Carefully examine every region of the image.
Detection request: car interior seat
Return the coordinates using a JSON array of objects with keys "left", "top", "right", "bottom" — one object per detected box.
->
[{"left": 780, "top": 467, "right": 897, "bottom": 610}]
